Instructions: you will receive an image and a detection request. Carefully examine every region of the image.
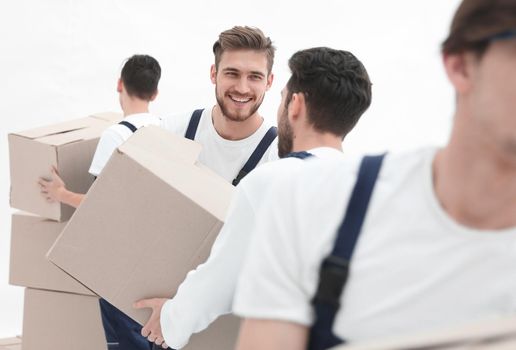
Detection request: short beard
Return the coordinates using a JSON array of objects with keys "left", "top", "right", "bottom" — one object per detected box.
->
[
  {"left": 278, "top": 109, "right": 294, "bottom": 158},
  {"left": 215, "top": 87, "right": 263, "bottom": 122}
]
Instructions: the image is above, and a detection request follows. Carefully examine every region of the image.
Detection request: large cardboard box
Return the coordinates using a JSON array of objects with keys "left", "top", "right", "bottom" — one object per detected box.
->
[
  {"left": 9, "top": 212, "right": 94, "bottom": 296},
  {"left": 9, "top": 112, "right": 122, "bottom": 221},
  {"left": 22, "top": 288, "right": 106, "bottom": 350},
  {"left": 334, "top": 315, "right": 516, "bottom": 350},
  {"left": 47, "top": 126, "right": 236, "bottom": 345}
]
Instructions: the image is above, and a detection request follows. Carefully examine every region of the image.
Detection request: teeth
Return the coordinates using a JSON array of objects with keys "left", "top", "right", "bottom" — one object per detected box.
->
[{"left": 230, "top": 95, "right": 252, "bottom": 103}]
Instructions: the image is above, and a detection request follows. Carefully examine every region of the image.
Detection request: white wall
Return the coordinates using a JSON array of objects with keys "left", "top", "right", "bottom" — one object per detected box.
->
[{"left": 0, "top": 0, "right": 462, "bottom": 337}]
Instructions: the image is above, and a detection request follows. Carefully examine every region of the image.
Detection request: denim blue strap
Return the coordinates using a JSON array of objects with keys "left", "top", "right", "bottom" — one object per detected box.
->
[
  {"left": 184, "top": 109, "right": 204, "bottom": 140},
  {"left": 231, "top": 126, "right": 278, "bottom": 186},
  {"left": 118, "top": 121, "right": 137, "bottom": 133},
  {"left": 308, "top": 153, "right": 386, "bottom": 350}
]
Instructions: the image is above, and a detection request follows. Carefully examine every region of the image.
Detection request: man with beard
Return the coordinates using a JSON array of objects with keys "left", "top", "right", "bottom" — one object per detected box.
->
[
  {"left": 233, "top": 1, "right": 516, "bottom": 349},
  {"left": 101, "top": 27, "right": 278, "bottom": 350},
  {"left": 161, "top": 26, "right": 279, "bottom": 185},
  {"left": 135, "top": 47, "right": 372, "bottom": 349}
]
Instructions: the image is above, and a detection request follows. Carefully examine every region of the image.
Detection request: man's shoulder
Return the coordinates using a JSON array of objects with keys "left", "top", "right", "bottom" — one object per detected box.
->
[
  {"left": 239, "top": 157, "right": 307, "bottom": 191},
  {"left": 162, "top": 108, "right": 209, "bottom": 135}
]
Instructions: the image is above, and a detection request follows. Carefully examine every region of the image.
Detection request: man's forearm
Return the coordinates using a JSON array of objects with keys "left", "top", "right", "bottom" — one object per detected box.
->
[{"left": 59, "top": 189, "right": 84, "bottom": 208}]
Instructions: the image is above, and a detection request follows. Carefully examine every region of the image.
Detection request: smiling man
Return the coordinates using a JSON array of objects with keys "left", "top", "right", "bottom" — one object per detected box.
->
[
  {"left": 118, "top": 26, "right": 279, "bottom": 350},
  {"left": 159, "top": 26, "right": 278, "bottom": 184}
]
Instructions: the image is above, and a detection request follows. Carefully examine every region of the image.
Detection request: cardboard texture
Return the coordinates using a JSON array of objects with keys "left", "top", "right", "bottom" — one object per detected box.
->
[
  {"left": 183, "top": 315, "right": 240, "bottom": 350},
  {"left": 334, "top": 315, "right": 516, "bottom": 350},
  {"left": 22, "top": 288, "right": 106, "bottom": 350},
  {"left": 9, "top": 112, "right": 122, "bottom": 221},
  {"left": 0, "top": 337, "right": 21, "bottom": 347},
  {"left": 48, "top": 126, "right": 235, "bottom": 326},
  {"left": 9, "top": 212, "right": 94, "bottom": 296}
]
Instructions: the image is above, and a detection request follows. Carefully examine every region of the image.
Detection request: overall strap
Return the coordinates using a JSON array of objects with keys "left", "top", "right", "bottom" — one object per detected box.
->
[
  {"left": 118, "top": 121, "right": 137, "bottom": 133},
  {"left": 308, "top": 154, "right": 386, "bottom": 350},
  {"left": 231, "top": 126, "right": 278, "bottom": 186},
  {"left": 184, "top": 109, "right": 204, "bottom": 140},
  {"left": 285, "top": 151, "right": 314, "bottom": 160}
]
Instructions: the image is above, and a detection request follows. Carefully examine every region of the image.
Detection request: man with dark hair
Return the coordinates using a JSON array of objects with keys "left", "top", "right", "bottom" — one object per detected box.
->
[
  {"left": 134, "top": 47, "right": 372, "bottom": 349},
  {"left": 233, "top": 1, "right": 516, "bottom": 349},
  {"left": 39, "top": 53, "right": 161, "bottom": 207},
  {"left": 38, "top": 54, "right": 162, "bottom": 350}
]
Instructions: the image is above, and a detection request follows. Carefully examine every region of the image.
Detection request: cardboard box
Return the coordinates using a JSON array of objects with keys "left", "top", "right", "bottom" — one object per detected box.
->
[
  {"left": 48, "top": 125, "right": 234, "bottom": 322},
  {"left": 9, "top": 212, "right": 94, "bottom": 296},
  {"left": 183, "top": 315, "right": 240, "bottom": 350},
  {"left": 22, "top": 288, "right": 106, "bottom": 350},
  {"left": 334, "top": 315, "right": 516, "bottom": 350},
  {"left": 9, "top": 112, "right": 122, "bottom": 221},
  {"left": 0, "top": 337, "right": 21, "bottom": 350}
]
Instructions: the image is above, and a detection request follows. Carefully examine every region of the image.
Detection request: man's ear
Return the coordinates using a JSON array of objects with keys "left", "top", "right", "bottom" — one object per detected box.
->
[
  {"left": 266, "top": 73, "right": 274, "bottom": 91},
  {"left": 443, "top": 52, "right": 475, "bottom": 94},
  {"left": 288, "top": 92, "right": 306, "bottom": 124},
  {"left": 117, "top": 78, "right": 123, "bottom": 93},
  {"left": 210, "top": 64, "right": 217, "bottom": 84}
]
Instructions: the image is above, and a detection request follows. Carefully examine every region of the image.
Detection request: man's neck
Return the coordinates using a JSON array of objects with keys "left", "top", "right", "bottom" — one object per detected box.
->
[
  {"left": 123, "top": 100, "right": 150, "bottom": 117},
  {"left": 433, "top": 115, "right": 516, "bottom": 230},
  {"left": 211, "top": 105, "right": 264, "bottom": 141},
  {"left": 292, "top": 129, "right": 343, "bottom": 153}
]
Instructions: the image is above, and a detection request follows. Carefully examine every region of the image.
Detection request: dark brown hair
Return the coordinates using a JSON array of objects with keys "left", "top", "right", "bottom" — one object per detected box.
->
[
  {"left": 285, "top": 47, "right": 372, "bottom": 138},
  {"left": 121, "top": 54, "right": 161, "bottom": 100},
  {"left": 212, "top": 26, "right": 275, "bottom": 73}
]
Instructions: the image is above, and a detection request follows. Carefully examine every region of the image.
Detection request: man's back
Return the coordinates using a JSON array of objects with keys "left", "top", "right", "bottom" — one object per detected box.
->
[{"left": 234, "top": 148, "right": 516, "bottom": 342}]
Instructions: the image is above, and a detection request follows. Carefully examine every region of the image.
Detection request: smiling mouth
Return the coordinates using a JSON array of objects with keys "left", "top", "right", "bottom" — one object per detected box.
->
[{"left": 229, "top": 94, "right": 252, "bottom": 104}]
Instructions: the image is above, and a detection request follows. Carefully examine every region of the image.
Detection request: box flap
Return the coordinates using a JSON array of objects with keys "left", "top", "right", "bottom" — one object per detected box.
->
[
  {"left": 119, "top": 126, "right": 233, "bottom": 221},
  {"left": 90, "top": 111, "right": 123, "bottom": 123},
  {"left": 11, "top": 117, "right": 94, "bottom": 140},
  {"left": 119, "top": 125, "right": 201, "bottom": 166},
  {"left": 36, "top": 122, "right": 110, "bottom": 146},
  {"left": 0, "top": 338, "right": 21, "bottom": 346},
  {"left": 10, "top": 113, "right": 120, "bottom": 146}
]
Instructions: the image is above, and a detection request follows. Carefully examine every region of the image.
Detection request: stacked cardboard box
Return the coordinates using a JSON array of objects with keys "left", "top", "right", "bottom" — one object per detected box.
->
[
  {"left": 0, "top": 337, "right": 22, "bottom": 350},
  {"left": 7, "top": 112, "right": 121, "bottom": 350},
  {"left": 48, "top": 126, "right": 242, "bottom": 349}
]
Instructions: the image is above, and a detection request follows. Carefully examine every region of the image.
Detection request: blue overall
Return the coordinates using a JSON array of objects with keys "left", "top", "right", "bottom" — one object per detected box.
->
[
  {"left": 308, "top": 154, "right": 385, "bottom": 350},
  {"left": 99, "top": 110, "right": 276, "bottom": 350}
]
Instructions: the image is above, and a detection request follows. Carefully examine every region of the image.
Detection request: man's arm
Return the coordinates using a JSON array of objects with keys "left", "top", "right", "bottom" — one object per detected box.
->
[
  {"left": 136, "top": 186, "right": 258, "bottom": 349},
  {"left": 236, "top": 318, "right": 308, "bottom": 350},
  {"left": 38, "top": 167, "right": 84, "bottom": 208}
]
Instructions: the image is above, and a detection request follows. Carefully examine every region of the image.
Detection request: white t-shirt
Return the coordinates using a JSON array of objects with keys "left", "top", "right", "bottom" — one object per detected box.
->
[
  {"left": 162, "top": 107, "right": 279, "bottom": 182},
  {"left": 88, "top": 113, "right": 162, "bottom": 176},
  {"left": 160, "top": 147, "right": 344, "bottom": 349},
  {"left": 233, "top": 148, "right": 516, "bottom": 342}
]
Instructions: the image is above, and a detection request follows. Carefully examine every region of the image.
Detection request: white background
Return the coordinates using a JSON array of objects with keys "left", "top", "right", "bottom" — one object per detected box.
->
[{"left": 0, "top": 0, "right": 461, "bottom": 337}]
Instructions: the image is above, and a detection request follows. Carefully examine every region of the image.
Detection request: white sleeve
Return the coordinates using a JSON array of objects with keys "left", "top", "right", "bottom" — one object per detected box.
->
[
  {"left": 88, "top": 128, "right": 125, "bottom": 176},
  {"left": 161, "top": 186, "right": 257, "bottom": 349},
  {"left": 232, "top": 177, "right": 313, "bottom": 326}
]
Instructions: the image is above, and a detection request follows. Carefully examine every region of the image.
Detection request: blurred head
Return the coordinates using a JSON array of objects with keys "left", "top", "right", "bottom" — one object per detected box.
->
[
  {"left": 210, "top": 26, "right": 275, "bottom": 122},
  {"left": 119, "top": 54, "right": 161, "bottom": 101},
  {"left": 442, "top": 0, "right": 516, "bottom": 154},
  {"left": 442, "top": 0, "right": 516, "bottom": 57},
  {"left": 277, "top": 47, "right": 372, "bottom": 157}
]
